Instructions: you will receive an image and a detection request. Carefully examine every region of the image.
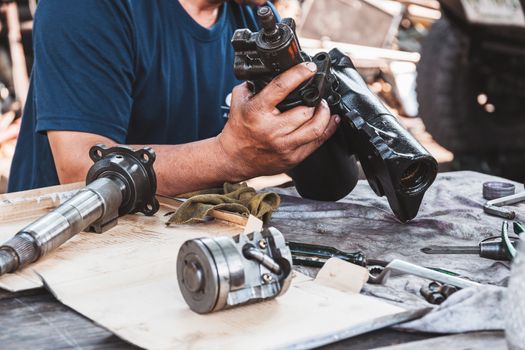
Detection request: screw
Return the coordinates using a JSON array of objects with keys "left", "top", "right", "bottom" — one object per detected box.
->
[
  {"left": 262, "top": 273, "right": 273, "bottom": 283},
  {"left": 258, "top": 239, "right": 267, "bottom": 249}
]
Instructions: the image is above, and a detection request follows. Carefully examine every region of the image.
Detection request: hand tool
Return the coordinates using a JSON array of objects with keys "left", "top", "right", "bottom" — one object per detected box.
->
[
  {"left": 483, "top": 181, "right": 516, "bottom": 200},
  {"left": 232, "top": 6, "right": 438, "bottom": 222},
  {"left": 367, "top": 259, "right": 481, "bottom": 289},
  {"left": 0, "top": 144, "right": 159, "bottom": 276},
  {"left": 421, "top": 235, "right": 520, "bottom": 261},
  {"left": 287, "top": 241, "right": 366, "bottom": 268},
  {"left": 177, "top": 227, "right": 292, "bottom": 314},
  {"left": 501, "top": 221, "right": 524, "bottom": 260},
  {"left": 484, "top": 188, "right": 525, "bottom": 219}
]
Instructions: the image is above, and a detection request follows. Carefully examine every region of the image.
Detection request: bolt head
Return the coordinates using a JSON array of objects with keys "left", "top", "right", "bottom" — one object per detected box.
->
[
  {"left": 258, "top": 239, "right": 268, "bottom": 249},
  {"left": 262, "top": 273, "right": 273, "bottom": 283}
]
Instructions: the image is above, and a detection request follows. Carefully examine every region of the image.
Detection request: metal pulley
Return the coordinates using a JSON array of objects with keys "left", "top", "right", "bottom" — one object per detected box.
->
[
  {"left": 0, "top": 144, "right": 159, "bottom": 276},
  {"left": 177, "top": 227, "right": 293, "bottom": 314}
]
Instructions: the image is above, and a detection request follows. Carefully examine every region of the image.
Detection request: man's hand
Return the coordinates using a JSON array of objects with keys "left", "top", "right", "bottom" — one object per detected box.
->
[{"left": 217, "top": 62, "right": 340, "bottom": 180}]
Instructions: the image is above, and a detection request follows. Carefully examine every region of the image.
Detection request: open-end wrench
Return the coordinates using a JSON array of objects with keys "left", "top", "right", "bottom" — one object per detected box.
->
[{"left": 367, "top": 259, "right": 481, "bottom": 289}]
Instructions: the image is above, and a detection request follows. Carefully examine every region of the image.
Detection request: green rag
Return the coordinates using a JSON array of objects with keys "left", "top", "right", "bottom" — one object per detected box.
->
[{"left": 166, "top": 182, "right": 281, "bottom": 225}]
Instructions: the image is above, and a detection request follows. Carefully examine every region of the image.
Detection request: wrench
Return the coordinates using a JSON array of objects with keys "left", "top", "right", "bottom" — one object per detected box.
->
[{"left": 367, "top": 259, "right": 481, "bottom": 289}]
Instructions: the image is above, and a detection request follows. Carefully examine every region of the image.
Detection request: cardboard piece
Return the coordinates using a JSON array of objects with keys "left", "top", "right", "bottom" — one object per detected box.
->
[
  {"left": 0, "top": 186, "right": 422, "bottom": 349},
  {"left": 243, "top": 214, "right": 264, "bottom": 234},
  {"left": 315, "top": 257, "right": 370, "bottom": 294}
]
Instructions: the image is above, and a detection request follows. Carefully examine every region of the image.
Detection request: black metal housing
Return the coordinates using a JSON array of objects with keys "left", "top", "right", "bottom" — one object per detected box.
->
[
  {"left": 87, "top": 144, "right": 159, "bottom": 217},
  {"left": 232, "top": 8, "right": 438, "bottom": 222}
]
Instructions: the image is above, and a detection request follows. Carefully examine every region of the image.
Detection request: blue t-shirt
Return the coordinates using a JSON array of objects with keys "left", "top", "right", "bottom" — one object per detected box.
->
[{"left": 8, "top": 0, "right": 270, "bottom": 192}]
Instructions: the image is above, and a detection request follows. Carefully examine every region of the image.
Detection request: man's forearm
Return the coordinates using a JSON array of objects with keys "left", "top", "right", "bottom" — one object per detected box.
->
[
  {"left": 150, "top": 136, "right": 244, "bottom": 196},
  {"left": 48, "top": 130, "right": 247, "bottom": 196}
]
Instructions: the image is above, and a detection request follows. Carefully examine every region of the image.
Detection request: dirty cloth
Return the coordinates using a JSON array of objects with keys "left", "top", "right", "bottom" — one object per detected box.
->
[
  {"left": 167, "top": 182, "right": 280, "bottom": 225},
  {"left": 396, "top": 285, "right": 506, "bottom": 333},
  {"left": 267, "top": 171, "right": 524, "bottom": 333}
]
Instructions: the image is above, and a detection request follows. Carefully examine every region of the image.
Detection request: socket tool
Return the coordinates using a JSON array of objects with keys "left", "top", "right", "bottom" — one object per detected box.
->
[
  {"left": 232, "top": 7, "right": 437, "bottom": 222},
  {"left": 0, "top": 144, "right": 159, "bottom": 276},
  {"left": 288, "top": 241, "right": 366, "bottom": 268},
  {"left": 421, "top": 235, "right": 520, "bottom": 261},
  {"left": 177, "top": 227, "right": 292, "bottom": 314},
  {"left": 367, "top": 259, "right": 480, "bottom": 289},
  {"left": 483, "top": 181, "right": 516, "bottom": 200}
]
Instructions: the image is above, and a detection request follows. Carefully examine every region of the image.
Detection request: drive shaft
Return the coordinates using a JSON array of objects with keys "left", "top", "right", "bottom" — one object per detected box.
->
[{"left": 0, "top": 144, "right": 159, "bottom": 276}]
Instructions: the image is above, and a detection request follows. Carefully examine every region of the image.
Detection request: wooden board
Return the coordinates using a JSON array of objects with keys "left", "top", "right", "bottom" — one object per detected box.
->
[{"left": 0, "top": 184, "right": 422, "bottom": 350}]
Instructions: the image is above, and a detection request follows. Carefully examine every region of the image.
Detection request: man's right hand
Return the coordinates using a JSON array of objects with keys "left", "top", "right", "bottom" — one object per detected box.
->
[{"left": 218, "top": 61, "right": 340, "bottom": 181}]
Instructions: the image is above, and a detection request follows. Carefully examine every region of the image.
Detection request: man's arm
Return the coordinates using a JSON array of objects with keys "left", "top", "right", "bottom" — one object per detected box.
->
[{"left": 49, "top": 63, "right": 340, "bottom": 196}]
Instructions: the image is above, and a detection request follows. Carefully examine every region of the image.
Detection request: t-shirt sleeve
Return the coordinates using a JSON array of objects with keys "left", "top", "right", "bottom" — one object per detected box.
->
[{"left": 33, "top": 0, "right": 135, "bottom": 143}]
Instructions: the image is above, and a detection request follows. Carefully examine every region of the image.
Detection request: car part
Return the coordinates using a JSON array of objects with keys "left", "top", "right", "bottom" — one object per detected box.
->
[
  {"left": 421, "top": 234, "right": 520, "bottom": 261},
  {"left": 483, "top": 181, "right": 516, "bottom": 200},
  {"left": 177, "top": 227, "right": 292, "bottom": 314},
  {"left": 367, "top": 259, "right": 480, "bottom": 289},
  {"left": 484, "top": 189, "right": 525, "bottom": 219},
  {"left": 0, "top": 144, "right": 159, "bottom": 276},
  {"left": 420, "top": 281, "right": 458, "bottom": 305},
  {"left": 288, "top": 241, "right": 366, "bottom": 268},
  {"left": 232, "top": 7, "right": 438, "bottom": 222}
]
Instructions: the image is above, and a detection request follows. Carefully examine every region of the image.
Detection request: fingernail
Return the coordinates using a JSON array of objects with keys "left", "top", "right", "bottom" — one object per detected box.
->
[
  {"left": 303, "top": 62, "right": 317, "bottom": 72},
  {"left": 321, "top": 99, "right": 328, "bottom": 107},
  {"left": 335, "top": 115, "right": 341, "bottom": 123}
]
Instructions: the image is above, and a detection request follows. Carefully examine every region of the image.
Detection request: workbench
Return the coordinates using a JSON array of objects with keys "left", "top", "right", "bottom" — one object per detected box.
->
[{"left": 0, "top": 171, "right": 516, "bottom": 349}]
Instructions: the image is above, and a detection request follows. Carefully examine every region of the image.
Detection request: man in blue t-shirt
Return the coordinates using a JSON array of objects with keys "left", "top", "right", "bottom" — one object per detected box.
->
[{"left": 8, "top": 0, "right": 339, "bottom": 195}]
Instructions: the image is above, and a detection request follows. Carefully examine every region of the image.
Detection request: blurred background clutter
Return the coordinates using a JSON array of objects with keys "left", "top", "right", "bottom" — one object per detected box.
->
[{"left": 1, "top": 0, "right": 524, "bottom": 193}]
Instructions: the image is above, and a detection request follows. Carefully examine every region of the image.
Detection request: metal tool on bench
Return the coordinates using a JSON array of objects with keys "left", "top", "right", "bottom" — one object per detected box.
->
[
  {"left": 0, "top": 144, "right": 159, "bottom": 276},
  {"left": 288, "top": 241, "right": 366, "bottom": 268},
  {"left": 483, "top": 181, "right": 516, "bottom": 200},
  {"left": 421, "top": 235, "right": 520, "bottom": 261},
  {"left": 367, "top": 259, "right": 481, "bottom": 289},
  {"left": 177, "top": 227, "right": 293, "bottom": 314},
  {"left": 483, "top": 182, "right": 525, "bottom": 219},
  {"left": 420, "top": 281, "right": 458, "bottom": 305}
]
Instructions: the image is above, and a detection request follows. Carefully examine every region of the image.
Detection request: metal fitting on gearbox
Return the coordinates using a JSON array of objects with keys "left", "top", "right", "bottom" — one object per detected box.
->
[{"left": 177, "top": 227, "right": 293, "bottom": 314}]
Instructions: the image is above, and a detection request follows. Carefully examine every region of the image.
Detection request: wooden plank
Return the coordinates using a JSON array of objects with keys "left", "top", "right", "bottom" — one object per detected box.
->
[
  {"left": 0, "top": 184, "right": 447, "bottom": 350},
  {"left": 0, "top": 182, "right": 84, "bottom": 222},
  {"left": 0, "top": 185, "right": 414, "bottom": 350}
]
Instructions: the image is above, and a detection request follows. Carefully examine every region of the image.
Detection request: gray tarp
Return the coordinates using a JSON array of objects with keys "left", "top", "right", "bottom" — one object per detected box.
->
[{"left": 269, "top": 171, "right": 523, "bottom": 332}]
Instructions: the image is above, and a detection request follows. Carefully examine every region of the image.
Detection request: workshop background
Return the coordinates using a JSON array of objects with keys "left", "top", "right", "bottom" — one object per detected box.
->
[{"left": 0, "top": 0, "right": 523, "bottom": 191}]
